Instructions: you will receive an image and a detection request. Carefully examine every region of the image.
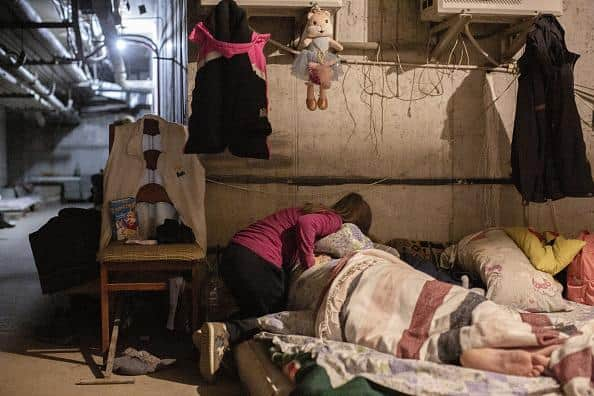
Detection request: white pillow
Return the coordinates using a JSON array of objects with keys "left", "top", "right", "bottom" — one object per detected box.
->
[
  {"left": 444, "top": 228, "right": 571, "bottom": 312},
  {"left": 314, "top": 223, "right": 373, "bottom": 258}
]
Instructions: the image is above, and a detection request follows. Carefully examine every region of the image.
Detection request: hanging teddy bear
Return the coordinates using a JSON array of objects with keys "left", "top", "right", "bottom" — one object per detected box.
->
[{"left": 292, "top": 5, "right": 343, "bottom": 111}]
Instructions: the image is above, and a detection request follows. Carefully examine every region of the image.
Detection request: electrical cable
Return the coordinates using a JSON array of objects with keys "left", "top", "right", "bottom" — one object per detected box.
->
[
  {"left": 464, "top": 24, "right": 500, "bottom": 67},
  {"left": 342, "top": 64, "right": 358, "bottom": 140},
  {"left": 205, "top": 177, "right": 393, "bottom": 198}
]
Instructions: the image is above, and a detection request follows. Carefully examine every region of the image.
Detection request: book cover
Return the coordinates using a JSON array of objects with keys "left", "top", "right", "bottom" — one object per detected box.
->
[{"left": 110, "top": 197, "right": 139, "bottom": 241}]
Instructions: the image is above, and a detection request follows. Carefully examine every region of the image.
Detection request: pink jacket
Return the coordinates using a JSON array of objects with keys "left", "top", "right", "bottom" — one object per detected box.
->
[
  {"left": 232, "top": 208, "right": 342, "bottom": 269},
  {"left": 189, "top": 22, "right": 269, "bottom": 78}
]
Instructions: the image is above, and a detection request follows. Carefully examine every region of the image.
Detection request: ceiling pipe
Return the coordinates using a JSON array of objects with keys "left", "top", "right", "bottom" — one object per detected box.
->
[
  {"left": 0, "top": 65, "right": 80, "bottom": 124},
  {"left": 78, "top": 78, "right": 152, "bottom": 93},
  {"left": 7, "top": 0, "right": 89, "bottom": 84},
  {"left": 95, "top": 4, "right": 153, "bottom": 93},
  {"left": 0, "top": 47, "right": 74, "bottom": 114},
  {"left": 0, "top": 65, "right": 52, "bottom": 110}
]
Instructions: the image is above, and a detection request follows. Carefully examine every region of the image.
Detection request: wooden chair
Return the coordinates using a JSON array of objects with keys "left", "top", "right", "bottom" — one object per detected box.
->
[
  {"left": 100, "top": 121, "right": 207, "bottom": 354},
  {"left": 99, "top": 242, "right": 205, "bottom": 353}
]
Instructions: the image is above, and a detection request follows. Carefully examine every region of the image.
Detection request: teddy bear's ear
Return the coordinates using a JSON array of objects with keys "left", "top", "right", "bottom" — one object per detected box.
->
[{"left": 307, "top": 11, "right": 314, "bottom": 20}]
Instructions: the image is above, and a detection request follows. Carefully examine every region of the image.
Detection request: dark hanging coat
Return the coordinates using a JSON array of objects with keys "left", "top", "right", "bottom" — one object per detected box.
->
[
  {"left": 511, "top": 15, "right": 594, "bottom": 203},
  {"left": 184, "top": 0, "right": 272, "bottom": 159}
]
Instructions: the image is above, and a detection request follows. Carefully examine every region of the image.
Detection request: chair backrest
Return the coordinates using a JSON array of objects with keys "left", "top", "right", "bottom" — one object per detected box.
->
[
  {"left": 109, "top": 117, "right": 177, "bottom": 240},
  {"left": 110, "top": 118, "right": 172, "bottom": 205}
]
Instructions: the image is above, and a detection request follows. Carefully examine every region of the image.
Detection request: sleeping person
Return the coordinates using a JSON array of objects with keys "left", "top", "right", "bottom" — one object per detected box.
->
[
  {"left": 194, "top": 192, "right": 373, "bottom": 381},
  {"left": 304, "top": 249, "right": 560, "bottom": 378}
]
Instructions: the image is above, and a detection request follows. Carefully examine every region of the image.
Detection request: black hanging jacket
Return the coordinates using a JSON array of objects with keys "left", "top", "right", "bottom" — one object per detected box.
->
[
  {"left": 185, "top": 0, "right": 272, "bottom": 159},
  {"left": 511, "top": 15, "right": 594, "bottom": 203}
]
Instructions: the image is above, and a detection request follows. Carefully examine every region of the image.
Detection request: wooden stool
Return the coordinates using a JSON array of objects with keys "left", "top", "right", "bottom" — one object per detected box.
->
[{"left": 99, "top": 242, "right": 206, "bottom": 353}]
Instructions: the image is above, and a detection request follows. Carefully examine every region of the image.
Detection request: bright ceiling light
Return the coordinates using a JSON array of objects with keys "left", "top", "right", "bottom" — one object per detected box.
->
[{"left": 116, "top": 39, "right": 126, "bottom": 51}]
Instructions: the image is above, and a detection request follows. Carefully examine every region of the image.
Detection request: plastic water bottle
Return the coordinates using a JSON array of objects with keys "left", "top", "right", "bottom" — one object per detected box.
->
[{"left": 207, "top": 274, "right": 219, "bottom": 321}]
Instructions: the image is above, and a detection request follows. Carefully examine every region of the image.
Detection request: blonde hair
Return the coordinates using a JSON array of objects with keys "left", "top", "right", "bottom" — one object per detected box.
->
[{"left": 302, "top": 193, "right": 372, "bottom": 235}]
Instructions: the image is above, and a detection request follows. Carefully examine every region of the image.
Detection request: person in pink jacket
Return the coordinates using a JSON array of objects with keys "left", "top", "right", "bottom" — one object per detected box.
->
[{"left": 195, "top": 193, "right": 372, "bottom": 381}]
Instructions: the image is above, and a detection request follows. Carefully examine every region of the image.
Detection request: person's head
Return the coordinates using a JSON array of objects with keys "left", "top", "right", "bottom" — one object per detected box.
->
[
  {"left": 331, "top": 193, "right": 372, "bottom": 235},
  {"left": 302, "top": 192, "right": 372, "bottom": 235}
]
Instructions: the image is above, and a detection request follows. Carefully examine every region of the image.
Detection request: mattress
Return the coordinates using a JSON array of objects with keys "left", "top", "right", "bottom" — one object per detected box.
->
[
  {"left": 235, "top": 339, "right": 294, "bottom": 396},
  {"left": 240, "top": 302, "right": 594, "bottom": 396},
  {"left": 0, "top": 196, "right": 41, "bottom": 212},
  {"left": 256, "top": 332, "right": 563, "bottom": 396}
]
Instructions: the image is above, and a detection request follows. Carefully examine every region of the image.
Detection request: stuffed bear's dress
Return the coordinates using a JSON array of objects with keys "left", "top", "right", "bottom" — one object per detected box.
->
[{"left": 292, "top": 37, "right": 343, "bottom": 84}]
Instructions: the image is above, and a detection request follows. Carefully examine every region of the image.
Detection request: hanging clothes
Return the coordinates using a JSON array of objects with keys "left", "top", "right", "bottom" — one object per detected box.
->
[
  {"left": 185, "top": 0, "right": 272, "bottom": 159},
  {"left": 511, "top": 15, "right": 594, "bottom": 203}
]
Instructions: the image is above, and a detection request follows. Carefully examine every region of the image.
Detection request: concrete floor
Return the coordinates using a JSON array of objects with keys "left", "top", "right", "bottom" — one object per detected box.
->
[{"left": 0, "top": 204, "right": 242, "bottom": 396}]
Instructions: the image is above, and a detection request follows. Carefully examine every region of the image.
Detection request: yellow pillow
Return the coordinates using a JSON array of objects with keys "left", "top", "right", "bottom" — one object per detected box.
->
[{"left": 504, "top": 227, "right": 585, "bottom": 275}]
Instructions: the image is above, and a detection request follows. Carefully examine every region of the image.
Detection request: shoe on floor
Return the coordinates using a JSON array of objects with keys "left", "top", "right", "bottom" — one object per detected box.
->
[{"left": 195, "top": 322, "right": 229, "bottom": 382}]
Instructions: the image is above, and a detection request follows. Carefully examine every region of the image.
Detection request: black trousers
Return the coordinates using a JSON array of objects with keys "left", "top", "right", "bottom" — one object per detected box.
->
[{"left": 219, "top": 243, "right": 287, "bottom": 343}]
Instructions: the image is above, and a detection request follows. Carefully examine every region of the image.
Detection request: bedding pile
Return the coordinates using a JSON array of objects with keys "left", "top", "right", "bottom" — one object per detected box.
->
[
  {"left": 256, "top": 248, "right": 594, "bottom": 395},
  {"left": 316, "top": 250, "right": 565, "bottom": 361}
]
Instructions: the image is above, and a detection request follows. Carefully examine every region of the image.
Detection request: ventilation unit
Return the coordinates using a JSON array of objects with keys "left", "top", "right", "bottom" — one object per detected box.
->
[{"left": 420, "top": 0, "right": 563, "bottom": 22}]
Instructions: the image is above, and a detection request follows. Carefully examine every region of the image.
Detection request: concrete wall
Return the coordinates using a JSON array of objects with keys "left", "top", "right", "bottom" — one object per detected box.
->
[
  {"left": 189, "top": 0, "right": 594, "bottom": 246},
  {"left": 0, "top": 108, "right": 7, "bottom": 187},
  {"left": 6, "top": 112, "right": 127, "bottom": 185}
]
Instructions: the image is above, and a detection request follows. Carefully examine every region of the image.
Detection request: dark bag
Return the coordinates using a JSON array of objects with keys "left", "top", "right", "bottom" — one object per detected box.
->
[
  {"left": 155, "top": 219, "right": 195, "bottom": 244},
  {"left": 29, "top": 208, "right": 101, "bottom": 294}
]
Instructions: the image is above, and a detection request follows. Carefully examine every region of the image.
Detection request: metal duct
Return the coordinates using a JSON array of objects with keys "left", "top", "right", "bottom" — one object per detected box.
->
[
  {"left": 95, "top": 4, "right": 153, "bottom": 93},
  {"left": 7, "top": 0, "right": 88, "bottom": 83},
  {"left": 77, "top": 79, "right": 152, "bottom": 110},
  {"left": 0, "top": 47, "right": 73, "bottom": 113}
]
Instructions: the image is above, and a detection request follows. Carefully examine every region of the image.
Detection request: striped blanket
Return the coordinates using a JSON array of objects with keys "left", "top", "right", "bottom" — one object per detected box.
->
[{"left": 314, "top": 249, "right": 594, "bottom": 395}]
